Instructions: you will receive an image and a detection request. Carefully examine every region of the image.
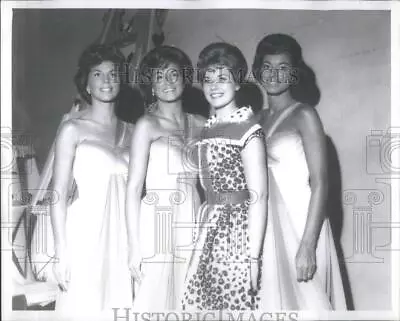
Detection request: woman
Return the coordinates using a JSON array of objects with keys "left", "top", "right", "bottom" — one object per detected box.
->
[
  {"left": 126, "top": 45, "right": 205, "bottom": 311},
  {"left": 182, "top": 42, "right": 268, "bottom": 310},
  {"left": 50, "top": 44, "right": 134, "bottom": 311},
  {"left": 252, "top": 34, "right": 347, "bottom": 310}
]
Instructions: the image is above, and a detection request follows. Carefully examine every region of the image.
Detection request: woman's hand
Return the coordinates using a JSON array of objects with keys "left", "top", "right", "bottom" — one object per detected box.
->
[
  {"left": 295, "top": 242, "right": 317, "bottom": 282},
  {"left": 128, "top": 250, "right": 144, "bottom": 284},
  {"left": 52, "top": 255, "right": 70, "bottom": 292},
  {"left": 250, "top": 258, "right": 261, "bottom": 293}
]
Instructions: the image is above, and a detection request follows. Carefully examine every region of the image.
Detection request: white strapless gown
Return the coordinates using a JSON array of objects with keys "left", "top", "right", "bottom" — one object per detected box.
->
[
  {"left": 56, "top": 140, "right": 133, "bottom": 312},
  {"left": 132, "top": 136, "right": 200, "bottom": 311},
  {"left": 259, "top": 131, "right": 347, "bottom": 310}
]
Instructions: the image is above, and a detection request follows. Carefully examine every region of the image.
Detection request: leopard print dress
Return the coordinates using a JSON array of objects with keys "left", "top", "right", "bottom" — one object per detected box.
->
[{"left": 182, "top": 107, "right": 265, "bottom": 310}]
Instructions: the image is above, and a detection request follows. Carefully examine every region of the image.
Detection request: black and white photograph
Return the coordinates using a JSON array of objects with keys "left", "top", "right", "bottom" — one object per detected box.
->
[{"left": 1, "top": 1, "right": 399, "bottom": 321}]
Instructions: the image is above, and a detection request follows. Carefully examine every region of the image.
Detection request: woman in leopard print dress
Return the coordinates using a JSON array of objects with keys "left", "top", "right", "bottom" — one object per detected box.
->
[{"left": 182, "top": 43, "right": 268, "bottom": 310}]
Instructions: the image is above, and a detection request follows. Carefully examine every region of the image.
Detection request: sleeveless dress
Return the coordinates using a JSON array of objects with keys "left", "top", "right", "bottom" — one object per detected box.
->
[
  {"left": 132, "top": 114, "right": 200, "bottom": 311},
  {"left": 182, "top": 107, "right": 265, "bottom": 310},
  {"left": 55, "top": 121, "right": 133, "bottom": 312},
  {"left": 258, "top": 102, "right": 347, "bottom": 310}
]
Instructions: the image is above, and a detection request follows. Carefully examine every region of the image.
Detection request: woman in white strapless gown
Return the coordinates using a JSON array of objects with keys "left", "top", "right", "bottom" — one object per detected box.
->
[
  {"left": 50, "top": 44, "right": 134, "bottom": 312},
  {"left": 56, "top": 126, "right": 133, "bottom": 312},
  {"left": 252, "top": 34, "right": 347, "bottom": 310},
  {"left": 126, "top": 46, "right": 205, "bottom": 311}
]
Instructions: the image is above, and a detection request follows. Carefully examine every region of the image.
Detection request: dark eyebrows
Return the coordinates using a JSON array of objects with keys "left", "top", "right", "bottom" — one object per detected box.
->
[
  {"left": 262, "top": 61, "right": 291, "bottom": 67},
  {"left": 91, "top": 66, "right": 118, "bottom": 73}
]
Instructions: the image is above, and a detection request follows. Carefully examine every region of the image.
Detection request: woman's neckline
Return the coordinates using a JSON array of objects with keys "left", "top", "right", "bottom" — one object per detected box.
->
[
  {"left": 150, "top": 112, "right": 191, "bottom": 145},
  {"left": 76, "top": 118, "right": 126, "bottom": 148},
  {"left": 76, "top": 139, "right": 128, "bottom": 155},
  {"left": 264, "top": 101, "right": 302, "bottom": 138},
  {"left": 267, "top": 101, "right": 300, "bottom": 116},
  {"left": 206, "top": 106, "right": 253, "bottom": 127}
]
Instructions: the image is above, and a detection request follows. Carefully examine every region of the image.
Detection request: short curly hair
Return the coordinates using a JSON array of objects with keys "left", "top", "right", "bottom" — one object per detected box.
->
[
  {"left": 252, "top": 34, "right": 303, "bottom": 81},
  {"left": 252, "top": 34, "right": 321, "bottom": 106},
  {"left": 197, "top": 42, "right": 248, "bottom": 84},
  {"left": 74, "top": 43, "right": 126, "bottom": 104},
  {"left": 138, "top": 45, "right": 194, "bottom": 104}
]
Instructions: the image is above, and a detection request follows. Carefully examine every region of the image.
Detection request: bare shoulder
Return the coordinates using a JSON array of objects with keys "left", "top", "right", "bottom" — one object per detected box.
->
[
  {"left": 132, "top": 114, "right": 158, "bottom": 138},
  {"left": 57, "top": 119, "right": 81, "bottom": 142},
  {"left": 292, "top": 103, "right": 321, "bottom": 124},
  {"left": 291, "top": 103, "right": 325, "bottom": 136}
]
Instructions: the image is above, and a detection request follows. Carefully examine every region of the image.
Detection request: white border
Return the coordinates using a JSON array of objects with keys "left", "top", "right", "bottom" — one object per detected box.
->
[
  {"left": 1, "top": 1, "right": 399, "bottom": 321},
  {"left": 1, "top": 2, "right": 14, "bottom": 320},
  {"left": 1, "top": 0, "right": 394, "bottom": 10},
  {"left": 390, "top": 3, "right": 400, "bottom": 320}
]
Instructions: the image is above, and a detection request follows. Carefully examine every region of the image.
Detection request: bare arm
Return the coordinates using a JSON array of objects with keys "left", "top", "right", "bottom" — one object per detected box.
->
[
  {"left": 126, "top": 116, "right": 153, "bottom": 258},
  {"left": 188, "top": 114, "right": 207, "bottom": 224},
  {"left": 51, "top": 120, "right": 79, "bottom": 258},
  {"left": 241, "top": 133, "right": 269, "bottom": 259},
  {"left": 296, "top": 105, "right": 328, "bottom": 249},
  {"left": 294, "top": 105, "right": 328, "bottom": 282}
]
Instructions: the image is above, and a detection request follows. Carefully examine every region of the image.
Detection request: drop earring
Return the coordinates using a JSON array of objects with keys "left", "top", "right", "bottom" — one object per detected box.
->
[{"left": 147, "top": 88, "right": 158, "bottom": 113}]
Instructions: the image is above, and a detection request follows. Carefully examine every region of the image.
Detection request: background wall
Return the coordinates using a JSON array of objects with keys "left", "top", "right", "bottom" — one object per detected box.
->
[
  {"left": 13, "top": 9, "right": 106, "bottom": 169},
  {"left": 12, "top": 9, "right": 392, "bottom": 310}
]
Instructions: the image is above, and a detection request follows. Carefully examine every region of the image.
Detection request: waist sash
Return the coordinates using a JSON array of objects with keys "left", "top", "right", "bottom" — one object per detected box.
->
[{"left": 205, "top": 189, "right": 250, "bottom": 205}]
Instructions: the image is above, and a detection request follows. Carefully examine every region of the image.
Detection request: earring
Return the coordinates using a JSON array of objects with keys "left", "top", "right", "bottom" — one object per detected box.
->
[{"left": 151, "top": 88, "right": 155, "bottom": 100}]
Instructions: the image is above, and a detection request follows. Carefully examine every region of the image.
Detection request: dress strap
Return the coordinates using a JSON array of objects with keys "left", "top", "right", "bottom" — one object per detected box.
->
[{"left": 266, "top": 102, "right": 302, "bottom": 139}]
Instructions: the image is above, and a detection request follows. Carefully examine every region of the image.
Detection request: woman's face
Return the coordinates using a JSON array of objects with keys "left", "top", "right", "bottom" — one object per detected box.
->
[
  {"left": 259, "top": 52, "right": 296, "bottom": 96},
  {"left": 202, "top": 65, "right": 239, "bottom": 110},
  {"left": 152, "top": 63, "right": 184, "bottom": 103},
  {"left": 86, "top": 61, "right": 120, "bottom": 103}
]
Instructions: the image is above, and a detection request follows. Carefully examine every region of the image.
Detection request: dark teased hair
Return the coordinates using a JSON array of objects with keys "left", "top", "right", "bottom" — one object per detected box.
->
[
  {"left": 197, "top": 42, "right": 248, "bottom": 84},
  {"left": 74, "top": 43, "right": 126, "bottom": 104},
  {"left": 252, "top": 34, "right": 320, "bottom": 106},
  {"left": 138, "top": 45, "right": 194, "bottom": 104}
]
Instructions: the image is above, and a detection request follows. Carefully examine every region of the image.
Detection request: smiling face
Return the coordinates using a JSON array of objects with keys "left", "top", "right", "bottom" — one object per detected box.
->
[
  {"left": 259, "top": 52, "right": 297, "bottom": 96},
  {"left": 152, "top": 63, "right": 184, "bottom": 103},
  {"left": 86, "top": 61, "right": 120, "bottom": 103},
  {"left": 202, "top": 65, "right": 240, "bottom": 110}
]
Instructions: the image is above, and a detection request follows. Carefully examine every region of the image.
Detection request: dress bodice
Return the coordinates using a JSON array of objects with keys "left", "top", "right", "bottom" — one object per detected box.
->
[
  {"left": 145, "top": 114, "right": 199, "bottom": 190},
  {"left": 197, "top": 107, "right": 264, "bottom": 193},
  {"left": 263, "top": 102, "right": 313, "bottom": 228},
  {"left": 265, "top": 108, "right": 312, "bottom": 231},
  {"left": 145, "top": 137, "right": 189, "bottom": 189},
  {"left": 73, "top": 140, "right": 129, "bottom": 199},
  {"left": 267, "top": 131, "right": 310, "bottom": 188}
]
